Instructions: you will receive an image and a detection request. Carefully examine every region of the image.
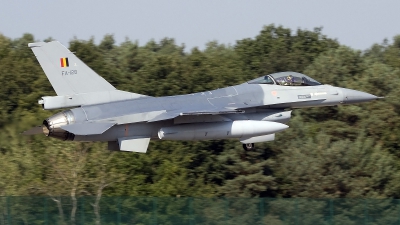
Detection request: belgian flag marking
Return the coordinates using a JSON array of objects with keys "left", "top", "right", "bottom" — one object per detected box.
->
[{"left": 60, "top": 57, "right": 69, "bottom": 67}]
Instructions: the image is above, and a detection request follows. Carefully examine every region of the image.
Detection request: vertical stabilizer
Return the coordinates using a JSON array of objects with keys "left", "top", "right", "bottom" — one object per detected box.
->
[{"left": 28, "top": 41, "right": 116, "bottom": 96}]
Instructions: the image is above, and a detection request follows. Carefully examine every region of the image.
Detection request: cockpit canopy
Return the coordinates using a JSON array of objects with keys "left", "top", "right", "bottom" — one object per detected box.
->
[{"left": 248, "top": 72, "right": 321, "bottom": 86}]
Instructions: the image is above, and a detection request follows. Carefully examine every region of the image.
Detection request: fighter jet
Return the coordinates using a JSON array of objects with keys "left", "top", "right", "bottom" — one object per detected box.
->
[{"left": 24, "top": 41, "right": 380, "bottom": 152}]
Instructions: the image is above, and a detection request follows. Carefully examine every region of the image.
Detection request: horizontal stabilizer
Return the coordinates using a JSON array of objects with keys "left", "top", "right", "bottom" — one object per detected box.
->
[
  {"left": 21, "top": 126, "right": 43, "bottom": 135},
  {"left": 61, "top": 123, "right": 115, "bottom": 135}
]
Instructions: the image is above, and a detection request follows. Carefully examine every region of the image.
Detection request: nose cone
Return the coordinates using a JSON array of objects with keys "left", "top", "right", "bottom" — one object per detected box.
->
[{"left": 341, "top": 88, "right": 379, "bottom": 104}]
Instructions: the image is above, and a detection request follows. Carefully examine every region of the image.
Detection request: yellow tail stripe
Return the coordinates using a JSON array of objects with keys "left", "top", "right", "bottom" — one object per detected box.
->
[{"left": 62, "top": 58, "right": 67, "bottom": 67}]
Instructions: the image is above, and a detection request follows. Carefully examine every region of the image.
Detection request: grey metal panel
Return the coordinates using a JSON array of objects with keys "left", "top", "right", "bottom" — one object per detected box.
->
[
  {"left": 147, "top": 111, "right": 179, "bottom": 122},
  {"left": 40, "top": 90, "right": 150, "bottom": 110},
  {"left": 61, "top": 123, "right": 115, "bottom": 135},
  {"left": 341, "top": 88, "right": 379, "bottom": 104},
  {"left": 29, "top": 41, "right": 116, "bottom": 95},
  {"left": 174, "top": 115, "right": 231, "bottom": 124},
  {"left": 77, "top": 83, "right": 264, "bottom": 124},
  {"left": 70, "top": 108, "right": 88, "bottom": 123},
  {"left": 230, "top": 84, "right": 265, "bottom": 108},
  {"left": 72, "top": 120, "right": 174, "bottom": 142},
  {"left": 206, "top": 86, "right": 238, "bottom": 106},
  {"left": 148, "top": 108, "right": 243, "bottom": 123},
  {"left": 225, "top": 110, "right": 292, "bottom": 124},
  {"left": 118, "top": 137, "right": 150, "bottom": 153},
  {"left": 79, "top": 95, "right": 191, "bottom": 121},
  {"left": 106, "top": 111, "right": 166, "bottom": 124},
  {"left": 258, "top": 85, "right": 328, "bottom": 106}
]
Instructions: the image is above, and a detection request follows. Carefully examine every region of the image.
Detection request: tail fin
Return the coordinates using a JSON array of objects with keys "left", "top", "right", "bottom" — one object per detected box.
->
[{"left": 29, "top": 41, "right": 116, "bottom": 96}]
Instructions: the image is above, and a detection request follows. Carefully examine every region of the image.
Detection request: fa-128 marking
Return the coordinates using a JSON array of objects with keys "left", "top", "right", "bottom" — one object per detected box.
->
[{"left": 62, "top": 70, "right": 77, "bottom": 76}]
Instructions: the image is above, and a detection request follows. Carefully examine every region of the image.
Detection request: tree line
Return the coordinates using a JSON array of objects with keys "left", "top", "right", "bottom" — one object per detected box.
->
[{"left": 0, "top": 24, "right": 400, "bottom": 200}]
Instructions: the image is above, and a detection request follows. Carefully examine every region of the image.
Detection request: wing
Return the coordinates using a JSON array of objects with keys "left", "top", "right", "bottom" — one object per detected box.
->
[{"left": 148, "top": 108, "right": 244, "bottom": 122}]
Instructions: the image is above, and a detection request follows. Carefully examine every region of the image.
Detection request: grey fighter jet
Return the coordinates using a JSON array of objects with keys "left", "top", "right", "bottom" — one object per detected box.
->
[{"left": 24, "top": 41, "right": 380, "bottom": 152}]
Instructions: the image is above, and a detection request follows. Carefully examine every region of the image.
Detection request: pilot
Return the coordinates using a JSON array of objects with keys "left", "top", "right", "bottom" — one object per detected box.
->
[
  {"left": 275, "top": 77, "right": 287, "bottom": 85},
  {"left": 286, "top": 75, "right": 293, "bottom": 86}
]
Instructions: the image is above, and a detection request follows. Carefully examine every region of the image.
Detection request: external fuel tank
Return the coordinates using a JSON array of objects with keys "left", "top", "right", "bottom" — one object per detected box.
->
[{"left": 158, "top": 120, "right": 288, "bottom": 141}]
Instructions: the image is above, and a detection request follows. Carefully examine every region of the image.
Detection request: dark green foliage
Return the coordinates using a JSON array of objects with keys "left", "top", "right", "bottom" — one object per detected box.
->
[
  {"left": 235, "top": 25, "right": 339, "bottom": 79},
  {"left": 0, "top": 24, "right": 399, "bottom": 205}
]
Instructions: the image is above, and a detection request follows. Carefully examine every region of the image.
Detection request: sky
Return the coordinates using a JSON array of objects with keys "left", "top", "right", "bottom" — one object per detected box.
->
[{"left": 0, "top": 0, "right": 399, "bottom": 51}]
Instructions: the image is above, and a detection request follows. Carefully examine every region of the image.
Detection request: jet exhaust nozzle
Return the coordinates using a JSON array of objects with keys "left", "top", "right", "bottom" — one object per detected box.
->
[{"left": 42, "top": 110, "right": 75, "bottom": 141}]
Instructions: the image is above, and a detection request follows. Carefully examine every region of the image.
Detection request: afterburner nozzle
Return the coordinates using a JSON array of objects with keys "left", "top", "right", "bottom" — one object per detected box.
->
[{"left": 42, "top": 110, "right": 75, "bottom": 141}]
